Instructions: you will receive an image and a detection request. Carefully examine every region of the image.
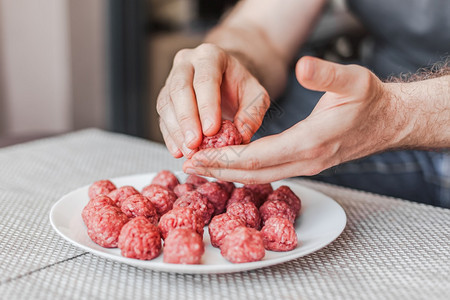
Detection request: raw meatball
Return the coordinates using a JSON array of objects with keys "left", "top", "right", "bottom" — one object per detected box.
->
[
  {"left": 173, "top": 191, "right": 214, "bottom": 225},
  {"left": 185, "top": 174, "right": 208, "bottom": 188},
  {"left": 197, "top": 182, "right": 229, "bottom": 215},
  {"left": 226, "top": 187, "right": 257, "bottom": 208},
  {"left": 244, "top": 183, "right": 273, "bottom": 207},
  {"left": 216, "top": 180, "right": 235, "bottom": 196},
  {"left": 220, "top": 227, "right": 265, "bottom": 263},
  {"left": 118, "top": 216, "right": 162, "bottom": 260},
  {"left": 107, "top": 186, "right": 139, "bottom": 207},
  {"left": 173, "top": 183, "right": 196, "bottom": 198},
  {"left": 120, "top": 194, "right": 159, "bottom": 225},
  {"left": 87, "top": 206, "right": 129, "bottom": 248},
  {"left": 158, "top": 207, "right": 204, "bottom": 239},
  {"left": 151, "top": 170, "right": 179, "bottom": 191},
  {"left": 199, "top": 120, "right": 242, "bottom": 149},
  {"left": 88, "top": 180, "right": 116, "bottom": 199},
  {"left": 141, "top": 184, "right": 177, "bottom": 216},
  {"left": 227, "top": 202, "right": 261, "bottom": 230},
  {"left": 163, "top": 228, "right": 204, "bottom": 264},
  {"left": 267, "top": 185, "right": 301, "bottom": 216},
  {"left": 82, "top": 195, "right": 116, "bottom": 227},
  {"left": 261, "top": 217, "right": 298, "bottom": 251},
  {"left": 259, "top": 200, "right": 296, "bottom": 225},
  {"left": 208, "top": 213, "right": 246, "bottom": 248}
]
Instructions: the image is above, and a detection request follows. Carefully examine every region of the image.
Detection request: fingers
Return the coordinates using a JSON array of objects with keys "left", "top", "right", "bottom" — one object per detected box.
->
[
  {"left": 159, "top": 119, "right": 182, "bottom": 158},
  {"left": 191, "top": 46, "right": 225, "bottom": 136},
  {"left": 157, "top": 87, "right": 196, "bottom": 158},
  {"left": 183, "top": 157, "right": 328, "bottom": 184},
  {"left": 168, "top": 64, "right": 202, "bottom": 149},
  {"left": 296, "top": 56, "right": 371, "bottom": 95},
  {"left": 221, "top": 56, "right": 271, "bottom": 143},
  {"left": 184, "top": 132, "right": 295, "bottom": 171}
]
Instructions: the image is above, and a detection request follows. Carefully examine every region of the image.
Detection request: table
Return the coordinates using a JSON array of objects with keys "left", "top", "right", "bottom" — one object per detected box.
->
[{"left": 0, "top": 129, "right": 449, "bottom": 299}]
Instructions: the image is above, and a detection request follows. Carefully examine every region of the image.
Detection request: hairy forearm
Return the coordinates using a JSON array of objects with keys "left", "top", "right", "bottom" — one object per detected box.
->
[{"left": 388, "top": 74, "right": 450, "bottom": 149}]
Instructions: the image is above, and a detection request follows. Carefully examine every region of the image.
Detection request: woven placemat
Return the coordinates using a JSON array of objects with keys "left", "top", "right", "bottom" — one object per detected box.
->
[{"left": 0, "top": 129, "right": 448, "bottom": 299}]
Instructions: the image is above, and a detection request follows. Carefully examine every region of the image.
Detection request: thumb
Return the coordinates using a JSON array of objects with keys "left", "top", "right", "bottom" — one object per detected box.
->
[{"left": 296, "top": 56, "right": 367, "bottom": 94}]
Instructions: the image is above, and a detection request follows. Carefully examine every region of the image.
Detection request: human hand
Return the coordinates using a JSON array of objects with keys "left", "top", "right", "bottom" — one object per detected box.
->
[
  {"left": 156, "top": 43, "right": 270, "bottom": 158},
  {"left": 182, "top": 56, "right": 408, "bottom": 183}
]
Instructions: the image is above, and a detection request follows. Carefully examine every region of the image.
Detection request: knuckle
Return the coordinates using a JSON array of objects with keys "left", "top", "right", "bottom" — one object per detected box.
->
[
  {"left": 173, "top": 49, "right": 190, "bottom": 63},
  {"left": 196, "top": 43, "right": 219, "bottom": 55},
  {"left": 156, "top": 95, "right": 170, "bottom": 115},
  {"left": 193, "top": 73, "right": 214, "bottom": 87},
  {"left": 177, "top": 112, "right": 193, "bottom": 126},
  {"left": 168, "top": 78, "right": 190, "bottom": 98}
]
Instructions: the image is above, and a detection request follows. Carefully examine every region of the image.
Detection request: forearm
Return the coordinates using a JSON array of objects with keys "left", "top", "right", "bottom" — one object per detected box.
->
[
  {"left": 388, "top": 75, "right": 450, "bottom": 149},
  {"left": 204, "top": 0, "right": 326, "bottom": 98}
]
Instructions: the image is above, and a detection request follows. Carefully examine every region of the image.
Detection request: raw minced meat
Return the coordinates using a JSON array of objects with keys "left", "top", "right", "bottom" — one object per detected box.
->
[
  {"left": 88, "top": 180, "right": 116, "bottom": 199},
  {"left": 199, "top": 120, "right": 242, "bottom": 149},
  {"left": 163, "top": 228, "right": 204, "bottom": 264},
  {"left": 141, "top": 184, "right": 177, "bottom": 216},
  {"left": 151, "top": 170, "right": 179, "bottom": 191},
  {"left": 208, "top": 213, "right": 246, "bottom": 248},
  {"left": 158, "top": 207, "right": 204, "bottom": 239},
  {"left": 259, "top": 199, "right": 296, "bottom": 225},
  {"left": 120, "top": 194, "right": 159, "bottom": 225},
  {"left": 220, "top": 226, "right": 265, "bottom": 263},
  {"left": 118, "top": 216, "right": 162, "bottom": 260},
  {"left": 173, "top": 191, "right": 214, "bottom": 225},
  {"left": 260, "top": 217, "right": 298, "bottom": 251}
]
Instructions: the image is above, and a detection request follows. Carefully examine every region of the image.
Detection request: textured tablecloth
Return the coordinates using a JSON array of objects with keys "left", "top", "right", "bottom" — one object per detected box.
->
[{"left": 0, "top": 129, "right": 449, "bottom": 300}]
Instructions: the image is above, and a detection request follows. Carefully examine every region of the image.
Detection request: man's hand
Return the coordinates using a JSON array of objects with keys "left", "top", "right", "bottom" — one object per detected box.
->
[
  {"left": 156, "top": 43, "right": 270, "bottom": 159},
  {"left": 182, "top": 56, "right": 416, "bottom": 183}
]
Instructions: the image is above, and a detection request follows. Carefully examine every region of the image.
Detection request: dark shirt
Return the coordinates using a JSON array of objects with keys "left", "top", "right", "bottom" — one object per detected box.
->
[{"left": 347, "top": 0, "right": 450, "bottom": 79}]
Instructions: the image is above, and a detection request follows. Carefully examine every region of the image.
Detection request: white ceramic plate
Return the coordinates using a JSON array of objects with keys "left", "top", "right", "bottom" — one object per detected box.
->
[{"left": 50, "top": 172, "right": 346, "bottom": 274}]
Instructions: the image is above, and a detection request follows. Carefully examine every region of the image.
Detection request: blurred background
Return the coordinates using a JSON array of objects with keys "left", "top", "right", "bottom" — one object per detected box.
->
[{"left": 0, "top": 0, "right": 363, "bottom": 147}]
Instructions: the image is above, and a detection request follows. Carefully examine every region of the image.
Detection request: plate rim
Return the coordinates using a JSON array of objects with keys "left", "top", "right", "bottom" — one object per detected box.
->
[{"left": 49, "top": 172, "right": 347, "bottom": 274}]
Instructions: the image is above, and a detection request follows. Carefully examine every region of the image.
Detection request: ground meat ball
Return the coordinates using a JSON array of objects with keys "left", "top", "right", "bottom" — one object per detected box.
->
[
  {"left": 141, "top": 184, "right": 177, "bottom": 216},
  {"left": 259, "top": 200, "right": 296, "bottom": 225},
  {"left": 261, "top": 217, "right": 298, "bottom": 251},
  {"left": 208, "top": 213, "right": 246, "bottom": 248},
  {"left": 158, "top": 207, "right": 204, "bottom": 239},
  {"left": 267, "top": 185, "right": 301, "bottom": 216},
  {"left": 216, "top": 180, "right": 235, "bottom": 196},
  {"left": 87, "top": 206, "right": 129, "bottom": 248},
  {"left": 163, "top": 228, "right": 204, "bottom": 264},
  {"left": 199, "top": 120, "right": 243, "bottom": 149},
  {"left": 197, "top": 182, "right": 229, "bottom": 215},
  {"left": 151, "top": 170, "right": 179, "bottom": 191},
  {"left": 185, "top": 174, "right": 208, "bottom": 188},
  {"left": 120, "top": 194, "right": 159, "bottom": 225},
  {"left": 244, "top": 183, "right": 273, "bottom": 207},
  {"left": 226, "top": 187, "right": 257, "bottom": 208},
  {"left": 173, "top": 191, "right": 214, "bottom": 225},
  {"left": 173, "top": 183, "right": 196, "bottom": 198},
  {"left": 82, "top": 195, "right": 116, "bottom": 227},
  {"left": 107, "top": 186, "right": 140, "bottom": 207},
  {"left": 88, "top": 180, "right": 116, "bottom": 199},
  {"left": 118, "top": 217, "right": 161, "bottom": 260},
  {"left": 220, "top": 227, "right": 265, "bottom": 263},
  {"left": 227, "top": 202, "right": 261, "bottom": 230}
]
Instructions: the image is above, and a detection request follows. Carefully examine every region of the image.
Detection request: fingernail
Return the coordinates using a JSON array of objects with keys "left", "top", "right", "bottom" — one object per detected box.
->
[
  {"left": 184, "top": 130, "right": 196, "bottom": 146},
  {"left": 181, "top": 143, "right": 193, "bottom": 157},
  {"left": 202, "top": 119, "right": 213, "bottom": 132},
  {"left": 185, "top": 168, "right": 196, "bottom": 174},
  {"left": 302, "top": 58, "right": 315, "bottom": 80}
]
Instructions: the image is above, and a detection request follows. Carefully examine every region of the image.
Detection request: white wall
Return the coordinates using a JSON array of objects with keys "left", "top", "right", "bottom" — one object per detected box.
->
[
  {"left": 0, "top": 0, "right": 71, "bottom": 135},
  {"left": 0, "top": 0, "right": 108, "bottom": 137}
]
